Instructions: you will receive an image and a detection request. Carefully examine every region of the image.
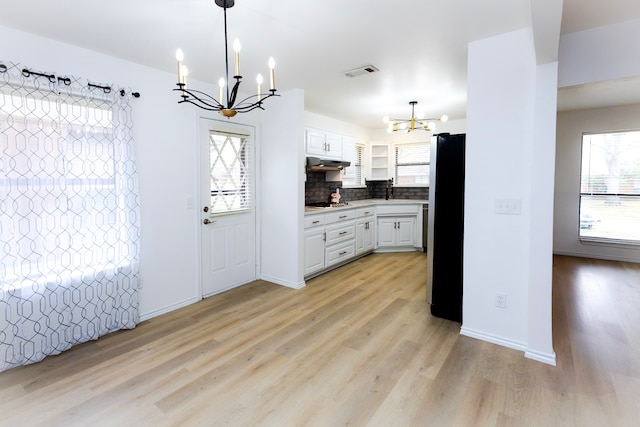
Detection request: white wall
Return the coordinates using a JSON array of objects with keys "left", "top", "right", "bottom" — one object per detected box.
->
[
  {"left": 463, "top": 28, "right": 556, "bottom": 364},
  {"left": 260, "top": 89, "right": 306, "bottom": 288},
  {"left": 559, "top": 18, "right": 640, "bottom": 88},
  {"left": 554, "top": 103, "right": 640, "bottom": 262}
]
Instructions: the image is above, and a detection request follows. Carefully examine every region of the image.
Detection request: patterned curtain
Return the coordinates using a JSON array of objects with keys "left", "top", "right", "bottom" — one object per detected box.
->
[{"left": 0, "top": 61, "right": 141, "bottom": 372}]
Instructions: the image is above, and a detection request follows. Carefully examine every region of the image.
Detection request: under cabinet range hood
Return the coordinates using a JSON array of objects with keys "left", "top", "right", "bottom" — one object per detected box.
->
[{"left": 306, "top": 157, "right": 351, "bottom": 171}]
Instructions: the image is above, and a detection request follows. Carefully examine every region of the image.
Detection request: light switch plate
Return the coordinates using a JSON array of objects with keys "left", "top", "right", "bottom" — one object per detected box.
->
[{"left": 495, "top": 198, "right": 521, "bottom": 215}]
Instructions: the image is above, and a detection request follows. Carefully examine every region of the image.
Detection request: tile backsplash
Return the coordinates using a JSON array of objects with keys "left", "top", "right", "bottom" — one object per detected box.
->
[{"left": 305, "top": 171, "right": 428, "bottom": 204}]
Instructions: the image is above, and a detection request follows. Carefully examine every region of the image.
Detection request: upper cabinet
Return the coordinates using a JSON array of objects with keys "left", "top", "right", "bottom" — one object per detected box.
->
[
  {"left": 305, "top": 128, "right": 343, "bottom": 160},
  {"left": 340, "top": 136, "right": 356, "bottom": 181},
  {"left": 367, "top": 142, "right": 392, "bottom": 180}
]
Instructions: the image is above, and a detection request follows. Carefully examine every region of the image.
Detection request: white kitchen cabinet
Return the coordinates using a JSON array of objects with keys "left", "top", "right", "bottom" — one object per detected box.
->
[
  {"left": 304, "top": 226, "right": 326, "bottom": 276},
  {"left": 355, "top": 207, "right": 375, "bottom": 254},
  {"left": 376, "top": 217, "right": 416, "bottom": 248},
  {"left": 305, "top": 128, "right": 342, "bottom": 160}
]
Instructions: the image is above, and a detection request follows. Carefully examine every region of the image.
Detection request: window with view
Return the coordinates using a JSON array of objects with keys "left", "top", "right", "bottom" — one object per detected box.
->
[
  {"left": 580, "top": 131, "right": 640, "bottom": 242},
  {"left": 395, "top": 143, "right": 430, "bottom": 185}
]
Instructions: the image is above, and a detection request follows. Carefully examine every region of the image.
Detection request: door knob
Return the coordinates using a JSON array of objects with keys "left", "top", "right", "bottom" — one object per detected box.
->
[
  {"left": 203, "top": 206, "right": 209, "bottom": 212},
  {"left": 203, "top": 218, "right": 212, "bottom": 224}
]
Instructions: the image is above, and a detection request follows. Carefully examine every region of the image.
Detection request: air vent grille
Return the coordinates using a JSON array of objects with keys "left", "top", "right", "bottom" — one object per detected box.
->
[{"left": 344, "top": 65, "right": 379, "bottom": 78}]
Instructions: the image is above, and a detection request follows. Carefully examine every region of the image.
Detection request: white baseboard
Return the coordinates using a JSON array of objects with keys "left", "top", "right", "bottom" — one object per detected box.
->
[
  {"left": 553, "top": 250, "right": 640, "bottom": 264},
  {"left": 460, "top": 326, "right": 527, "bottom": 352},
  {"left": 260, "top": 274, "right": 306, "bottom": 290},
  {"left": 139, "top": 296, "right": 201, "bottom": 322},
  {"left": 461, "top": 326, "right": 557, "bottom": 366},
  {"left": 525, "top": 349, "right": 556, "bottom": 366}
]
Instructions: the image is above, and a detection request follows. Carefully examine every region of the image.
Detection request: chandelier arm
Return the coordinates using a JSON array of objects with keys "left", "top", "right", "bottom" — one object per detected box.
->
[
  {"left": 178, "top": 98, "right": 225, "bottom": 111},
  {"left": 174, "top": 87, "right": 224, "bottom": 109},
  {"left": 233, "top": 92, "right": 280, "bottom": 113},
  {"left": 233, "top": 92, "right": 277, "bottom": 109}
]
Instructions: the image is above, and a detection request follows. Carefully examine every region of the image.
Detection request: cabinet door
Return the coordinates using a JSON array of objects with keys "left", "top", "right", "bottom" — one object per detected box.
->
[
  {"left": 305, "top": 128, "right": 327, "bottom": 157},
  {"left": 377, "top": 217, "right": 397, "bottom": 247},
  {"left": 363, "top": 219, "right": 375, "bottom": 252},
  {"left": 304, "top": 227, "right": 325, "bottom": 275},
  {"left": 396, "top": 217, "right": 416, "bottom": 246},
  {"left": 341, "top": 137, "right": 355, "bottom": 181},
  {"left": 355, "top": 218, "right": 366, "bottom": 254},
  {"left": 324, "top": 132, "right": 343, "bottom": 159}
]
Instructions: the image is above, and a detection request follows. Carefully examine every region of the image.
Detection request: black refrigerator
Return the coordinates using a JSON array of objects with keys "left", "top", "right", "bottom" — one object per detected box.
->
[{"left": 426, "top": 133, "right": 465, "bottom": 322}]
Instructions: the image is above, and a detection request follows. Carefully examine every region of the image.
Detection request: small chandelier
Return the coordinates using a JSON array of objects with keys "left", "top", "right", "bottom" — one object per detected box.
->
[
  {"left": 383, "top": 101, "right": 448, "bottom": 134},
  {"left": 174, "top": 0, "right": 279, "bottom": 117}
]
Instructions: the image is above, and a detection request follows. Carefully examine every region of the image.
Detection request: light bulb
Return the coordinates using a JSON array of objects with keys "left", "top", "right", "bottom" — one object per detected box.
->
[
  {"left": 428, "top": 121, "right": 436, "bottom": 130},
  {"left": 233, "top": 39, "right": 241, "bottom": 53},
  {"left": 440, "top": 115, "right": 449, "bottom": 122},
  {"left": 399, "top": 122, "right": 407, "bottom": 130},
  {"left": 382, "top": 116, "right": 389, "bottom": 124},
  {"left": 182, "top": 65, "right": 188, "bottom": 77},
  {"left": 268, "top": 57, "right": 276, "bottom": 90},
  {"left": 175, "top": 49, "right": 184, "bottom": 61},
  {"left": 218, "top": 77, "right": 225, "bottom": 88}
]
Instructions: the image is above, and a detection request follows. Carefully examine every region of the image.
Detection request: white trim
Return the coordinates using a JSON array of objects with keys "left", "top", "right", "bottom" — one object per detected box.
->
[
  {"left": 525, "top": 349, "right": 556, "bottom": 366},
  {"left": 139, "top": 296, "right": 201, "bottom": 322},
  {"left": 461, "top": 326, "right": 557, "bottom": 366},
  {"left": 261, "top": 274, "right": 306, "bottom": 289},
  {"left": 460, "top": 326, "right": 527, "bottom": 352},
  {"left": 553, "top": 250, "right": 640, "bottom": 263}
]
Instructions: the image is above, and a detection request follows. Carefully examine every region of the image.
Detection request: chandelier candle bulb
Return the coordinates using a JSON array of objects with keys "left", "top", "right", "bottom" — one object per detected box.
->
[
  {"left": 268, "top": 57, "right": 275, "bottom": 90},
  {"left": 176, "top": 48, "right": 184, "bottom": 83},
  {"left": 233, "top": 39, "right": 241, "bottom": 76},
  {"left": 182, "top": 65, "right": 188, "bottom": 87},
  {"left": 218, "top": 78, "right": 225, "bottom": 104},
  {"left": 256, "top": 74, "right": 263, "bottom": 101}
]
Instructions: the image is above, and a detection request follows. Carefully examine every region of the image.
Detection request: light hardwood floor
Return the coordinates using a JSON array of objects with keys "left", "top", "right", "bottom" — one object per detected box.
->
[{"left": 0, "top": 253, "right": 638, "bottom": 426}]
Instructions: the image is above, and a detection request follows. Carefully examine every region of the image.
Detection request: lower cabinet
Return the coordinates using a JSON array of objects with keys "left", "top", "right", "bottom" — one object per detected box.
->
[
  {"left": 356, "top": 208, "right": 375, "bottom": 254},
  {"left": 304, "top": 226, "right": 326, "bottom": 276},
  {"left": 377, "top": 216, "right": 416, "bottom": 248}
]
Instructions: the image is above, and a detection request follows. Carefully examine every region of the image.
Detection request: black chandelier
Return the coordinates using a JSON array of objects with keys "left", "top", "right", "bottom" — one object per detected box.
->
[
  {"left": 174, "top": 0, "right": 279, "bottom": 117},
  {"left": 383, "top": 101, "right": 448, "bottom": 133}
]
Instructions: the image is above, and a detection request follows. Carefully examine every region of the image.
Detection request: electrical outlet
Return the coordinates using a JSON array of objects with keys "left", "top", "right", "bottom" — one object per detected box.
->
[{"left": 495, "top": 292, "right": 507, "bottom": 308}]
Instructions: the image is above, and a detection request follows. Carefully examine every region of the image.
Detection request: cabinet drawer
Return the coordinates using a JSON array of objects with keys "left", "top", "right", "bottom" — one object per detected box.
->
[
  {"left": 325, "top": 241, "right": 356, "bottom": 266},
  {"left": 325, "top": 209, "right": 355, "bottom": 224},
  {"left": 356, "top": 207, "right": 375, "bottom": 218},
  {"left": 325, "top": 222, "right": 355, "bottom": 245},
  {"left": 376, "top": 204, "right": 419, "bottom": 215},
  {"left": 304, "top": 214, "right": 325, "bottom": 228}
]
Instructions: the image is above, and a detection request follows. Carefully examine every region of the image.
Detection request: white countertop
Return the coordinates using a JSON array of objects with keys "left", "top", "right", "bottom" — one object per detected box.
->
[{"left": 305, "top": 198, "right": 427, "bottom": 214}]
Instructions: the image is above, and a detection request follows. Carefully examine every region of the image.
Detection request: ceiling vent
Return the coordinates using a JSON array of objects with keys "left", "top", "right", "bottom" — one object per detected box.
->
[{"left": 344, "top": 65, "right": 379, "bottom": 78}]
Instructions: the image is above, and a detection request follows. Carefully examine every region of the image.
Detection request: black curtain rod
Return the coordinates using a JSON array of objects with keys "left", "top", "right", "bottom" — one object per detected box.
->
[{"left": 0, "top": 64, "right": 140, "bottom": 98}]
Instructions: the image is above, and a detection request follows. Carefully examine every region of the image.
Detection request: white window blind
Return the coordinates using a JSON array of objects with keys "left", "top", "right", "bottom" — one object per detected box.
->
[
  {"left": 395, "top": 142, "right": 430, "bottom": 185},
  {"left": 343, "top": 143, "right": 364, "bottom": 186},
  {"left": 209, "top": 131, "right": 252, "bottom": 213},
  {"left": 579, "top": 131, "right": 640, "bottom": 242}
]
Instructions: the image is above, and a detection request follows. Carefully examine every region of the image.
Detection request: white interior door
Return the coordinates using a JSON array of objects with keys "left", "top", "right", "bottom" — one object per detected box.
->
[{"left": 200, "top": 118, "right": 256, "bottom": 297}]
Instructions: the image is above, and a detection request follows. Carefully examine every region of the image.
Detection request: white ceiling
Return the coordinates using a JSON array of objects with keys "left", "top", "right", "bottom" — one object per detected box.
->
[{"left": 1, "top": 0, "right": 640, "bottom": 129}]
